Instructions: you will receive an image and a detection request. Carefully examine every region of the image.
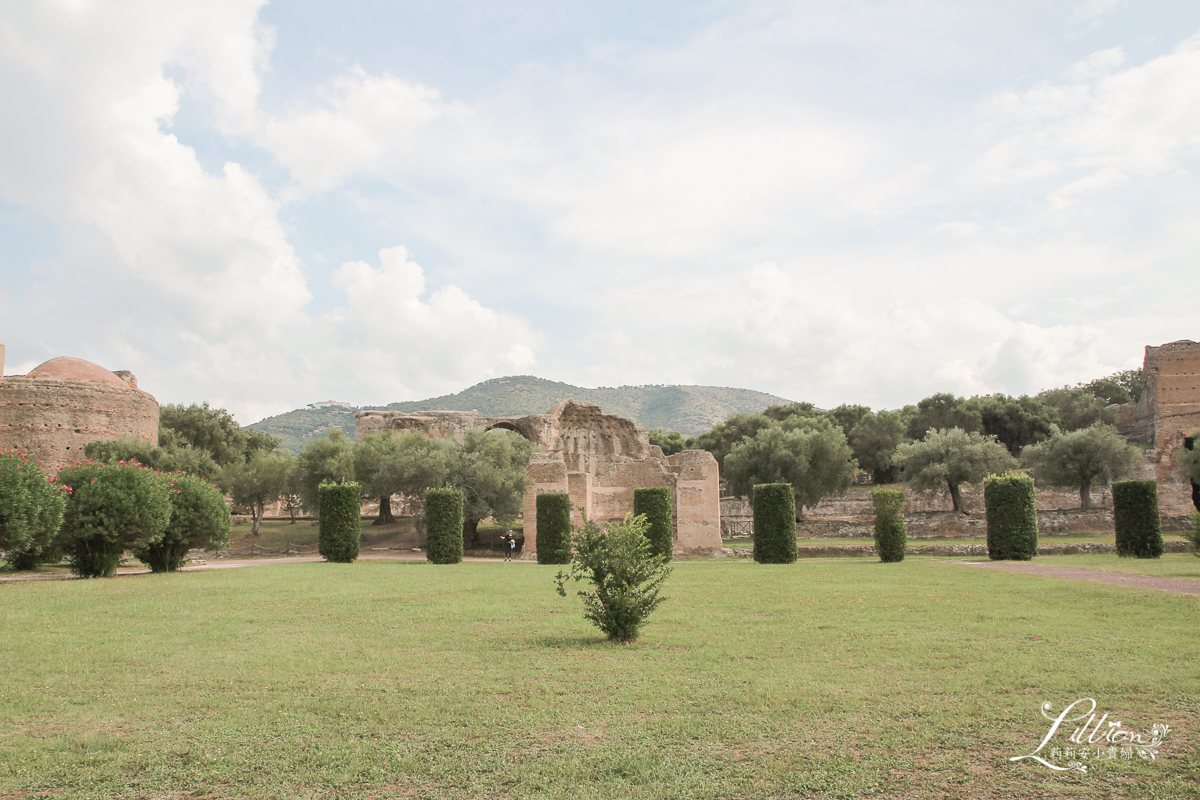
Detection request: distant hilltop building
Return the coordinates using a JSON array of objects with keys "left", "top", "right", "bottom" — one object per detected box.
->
[
  {"left": 0, "top": 344, "right": 158, "bottom": 472},
  {"left": 308, "top": 400, "right": 352, "bottom": 409},
  {"left": 1115, "top": 339, "right": 1200, "bottom": 484}
]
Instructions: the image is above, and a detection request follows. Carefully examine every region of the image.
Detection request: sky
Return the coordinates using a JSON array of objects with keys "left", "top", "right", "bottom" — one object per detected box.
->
[{"left": 2, "top": 0, "right": 1198, "bottom": 425}]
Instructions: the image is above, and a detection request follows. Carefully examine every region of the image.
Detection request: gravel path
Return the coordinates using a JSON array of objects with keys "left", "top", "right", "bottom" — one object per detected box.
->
[{"left": 963, "top": 561, "right": 1200, "bottom": 596}]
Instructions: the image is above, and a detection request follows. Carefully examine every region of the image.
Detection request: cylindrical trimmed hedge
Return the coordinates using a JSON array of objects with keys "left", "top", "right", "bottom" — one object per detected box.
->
[
  {"left": 752, "top": 483, "right": 797, "bottom": 564},
  {"left": 984, "top": 471, "right": 1038, "bottom": 561},
  {"left": 633, "top": 487, "right": 674, "bottom": 561},
  {"left": 425, "top": 487, "right": 464, "bottom": 564},
  {"left": 871, "top": 487, "right": 907, "bottom": 563},
  {"left": 318, "top": 481, "right": 361, "bottom": 563},
  {"left": 536, "top": 492, "right": 572, "bottom": 565},
  {"left": 1113, "top": 480, "right": 1163, "bottom": 559}
]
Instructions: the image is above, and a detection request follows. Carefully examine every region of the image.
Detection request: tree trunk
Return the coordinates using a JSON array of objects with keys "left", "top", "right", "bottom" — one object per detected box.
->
[
  {"left": 948, "top": 481, "right": 964, "bottom": 513},
  {"left": 375, "top": 494, "right": 395, "bottom": 526},
  {"left": 463, "top": 517, "right": 480, "bottom": 548},
  {"left": 1080, "top": 480, "right": 1092, "bottom": 509},
  {"left": 252, "top": 499, "right": 265, "bottom": 536}
]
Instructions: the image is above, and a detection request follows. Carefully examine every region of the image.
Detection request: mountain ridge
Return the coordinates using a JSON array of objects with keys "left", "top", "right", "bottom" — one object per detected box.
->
[{"left": 247, "top": 375, "right": 792, "bottom": 453}]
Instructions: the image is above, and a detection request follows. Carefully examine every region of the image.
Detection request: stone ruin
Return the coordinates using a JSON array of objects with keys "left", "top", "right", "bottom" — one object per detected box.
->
[
  {"left": 1114, "top": 339, "right": 1200, "bottom": 514},
  {"left": 355, "top": 400, "right": 723, "bottom": 557},
  {"left": 0, "top": 344, "right": 159, "bottom": 472}
]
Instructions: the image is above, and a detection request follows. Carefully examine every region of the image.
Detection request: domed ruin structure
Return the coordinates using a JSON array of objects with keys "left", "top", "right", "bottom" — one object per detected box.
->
[{"left": 0, "top": 344, "right": 159, "bottom": 472}]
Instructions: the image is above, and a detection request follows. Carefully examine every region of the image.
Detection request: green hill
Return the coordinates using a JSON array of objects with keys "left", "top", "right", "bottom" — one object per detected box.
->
[{"left": 248, "top": 376, "right": 792, "bottom": 451}]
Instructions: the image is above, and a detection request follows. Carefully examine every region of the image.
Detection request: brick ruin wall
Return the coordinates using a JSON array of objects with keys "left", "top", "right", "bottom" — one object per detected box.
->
[
  {"left": 0, "top": 376, "right": 159, "bottom": 473},
  {"left": 1130, "top": 340, "right": 1200, "bottom": 483}
]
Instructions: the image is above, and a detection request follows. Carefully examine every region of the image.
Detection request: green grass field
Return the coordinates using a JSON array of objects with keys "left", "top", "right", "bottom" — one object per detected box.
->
[{"left": 2, "top": 558, "right": 1197, "bottom": 799}]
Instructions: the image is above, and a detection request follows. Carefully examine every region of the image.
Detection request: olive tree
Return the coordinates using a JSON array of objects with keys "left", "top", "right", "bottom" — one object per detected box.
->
[
  {"left": 448, "top": 429, "right": 534, "bottom": 545},
  {"left": 1022, "top": 424, "right": 1143, "bottom": 508},
  {"left": 221, "top": 450, "right": 295, "bottom": 536},
  {"left": 724, "top": 417, "right": 856, "bottom": 517},
  {"left": 895, "top": 428, "right": 1015, "bottom": 513}
]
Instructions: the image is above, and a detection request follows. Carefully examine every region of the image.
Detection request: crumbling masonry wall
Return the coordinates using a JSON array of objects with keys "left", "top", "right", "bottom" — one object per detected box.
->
[{"left": 356, "top": 399, "right": 724, "bottom": 556}]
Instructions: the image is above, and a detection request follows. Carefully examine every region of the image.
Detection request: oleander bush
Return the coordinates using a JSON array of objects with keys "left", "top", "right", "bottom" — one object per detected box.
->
[
  {"left": 56, "top": 460, "right": 172, "bottom": 578},
  {"left": 752, "top": 483, "right": 797, "bottom": 564},
  {"left": 318, "top": 481, "right": 362, "bottom": 563},
  {"left": 1113, "top": 479, "right": 1163, "bottom": 559},
  {"left": 984, "top": 471, "right": 1039, "bottom": 561},
  {"left": 554, "top": 513, "right": 671, "bottom": 643},
  {"left": 536, "top": 492, "right": 572, "bottom": 565},
  {"left": 633, "top": 486, "right": 673, "bottom": 561},
  {"left": 871, "top": 487, "right": 907, "bottom": 563},
  {"left": 425, "top": 487, "right": 464, "bottom": 565},
  {"left": 0, "top": 450, "right": 67, "bottom": 570},
  {"left": 135, "top": 472, "right": 232, "bottom": 572}
]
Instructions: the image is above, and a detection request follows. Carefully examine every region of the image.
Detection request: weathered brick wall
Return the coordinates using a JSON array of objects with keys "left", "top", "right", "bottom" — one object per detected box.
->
[
  {"left": 1136, "top": 340, "right": 1200, "bottom": 483},
  {"left": 0, "top": 376, "right": 158, "bottom": 472}
]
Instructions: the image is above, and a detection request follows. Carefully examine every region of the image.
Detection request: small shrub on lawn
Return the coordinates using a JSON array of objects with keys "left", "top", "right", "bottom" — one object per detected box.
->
[
  {"left": 318, "top": 481, "right": 361, "bottom": 563},
  {"left": 57, "top": 460, "right": 172, "bottom": 578},
  {"left": 536, "top": 492, "right": 572, "bottom": 565},
  {"left": 425, "top": 487, "right": 464, "bottom": 564},
  {"left": 1113, "top": 479, "right": 1163, "bottom": 559},
  {"left": 633, "top": 486, "right": 673, "bottom": 561},
  {"left": 984, "top": 471, "right": 1038, "bottom": 561},
  {"left": 0, "top": 450, "right": 67, "bottom": 570},
  {"left": 136, "top": 472, "right": 232, "bottom": 572},
  {"left": 753, "top": 483, "right": 797, "bottom": 564},
  {"left": 554, "top": 513, "right": 671, "bottom": 643},
  {"left": 871, "top": 487, "right": 907, "bottom": 563}
]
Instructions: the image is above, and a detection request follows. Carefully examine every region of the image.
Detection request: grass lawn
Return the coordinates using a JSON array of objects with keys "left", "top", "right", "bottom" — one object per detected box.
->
[
  {"left": 1031, "top": 552, "right": 1200, "bottom": 579},
  {"left": 1, "top": 559, "right": 1197, "bottom": 799}
]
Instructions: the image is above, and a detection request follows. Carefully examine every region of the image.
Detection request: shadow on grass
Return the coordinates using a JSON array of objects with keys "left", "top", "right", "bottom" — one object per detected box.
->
[{"left": 533, "top": 633, "right": 625, "bottom": 649}]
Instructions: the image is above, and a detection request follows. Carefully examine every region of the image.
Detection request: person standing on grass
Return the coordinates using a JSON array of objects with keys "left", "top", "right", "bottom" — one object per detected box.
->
[{"left": 504, "top": 530, "right": 516, "bottom": 561}]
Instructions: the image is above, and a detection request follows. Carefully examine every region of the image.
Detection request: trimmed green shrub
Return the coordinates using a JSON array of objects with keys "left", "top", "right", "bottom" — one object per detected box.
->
[
  {"left": 633, "top": 487, "right": 673, "bottom": 561},
  {"left": 984, "top": 471, "right": 1038, "bottom": 561},
  {"left": 1184, "top": 511, "right": 1200, "bottom": 558},
  {"left": 0, "top": 450, "right": 67, "bottom": 570},
  {"left": 871, "top": 487, "right": 907, "bottom": 563},
  {"left": 752, "top": 483, "right": 797, "bottom": 564},
  {"left": 1113, "top": 480, "right": 1163, "bottom": 559},
  {"left": 554, "top": 513, "right": 671, "bottom": 642},
  {"left": 536, "top": 492, "right": 572, "bottom": 565},
  {"left": 57, "top": 460, "right": 172, "bottom": 578},
  {"left": 135, "top": 472, "right": 232, "bottom": 572},
  {"left": 318, "top": 481, "right": 362, "bottom": 563},
  {"left": 425, "top": 487, "right": 464, "bottom": 564}
]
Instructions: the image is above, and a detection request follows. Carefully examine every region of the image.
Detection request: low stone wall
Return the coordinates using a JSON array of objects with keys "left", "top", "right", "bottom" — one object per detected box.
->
[{"left": 727, "top": 541, "right": 1194, "bottom": 558}]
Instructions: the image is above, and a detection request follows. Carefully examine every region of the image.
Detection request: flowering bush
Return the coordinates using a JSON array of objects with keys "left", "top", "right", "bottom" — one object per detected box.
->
[
  {"left": 56, "top": 460, "right": 172, "bottom": 578},
  {"left": 0, "top": 450, "right": 66, "bottom": 570},
  {"left": 134, "top": 472, "right": 232, "bottom": 572}
]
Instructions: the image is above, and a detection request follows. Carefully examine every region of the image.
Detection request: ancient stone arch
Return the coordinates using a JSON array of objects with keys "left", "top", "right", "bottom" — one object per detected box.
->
[{"left": 355, "top": 399, "right": 723, "bottom": 556}]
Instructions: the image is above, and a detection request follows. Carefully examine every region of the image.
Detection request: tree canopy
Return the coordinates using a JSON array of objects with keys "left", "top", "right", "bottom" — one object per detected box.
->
[
  {"left": 221, "top": 450, "right": 295, "bottom": 536},
  {"left": 724, "top": 417, "right": 857, "bottom": 514},
  {"left": 449, "top": 429, "right": 534, "bottom": 543},
  {"left": 895, "top": 428, "right": 1016, "bottom": 513},
  {"left": 294, "top": 429, "right": 356, "bottom": 514},
  {"left": 647, "top": 429, "right": 687, "bottom": 456},
  {"left": 159, "top": 403, "right": 280, "bottom": 467},
  {"left": 1022, "top": 424, "right": 1143, "bottom": 508},
  {"left": 848, "top": 410, "right": 906, "bottom": 485}
]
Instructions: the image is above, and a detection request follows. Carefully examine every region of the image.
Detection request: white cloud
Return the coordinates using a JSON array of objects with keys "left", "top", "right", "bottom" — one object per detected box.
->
[
  {"left": 262, "top": 68, "right": 468, "bottom": 193},
  {"left": 318, "top": 246, "right": 539, "bottom": 400},
  {"left": 978, "top": 34, "right": 1200, "bottom": 191}
]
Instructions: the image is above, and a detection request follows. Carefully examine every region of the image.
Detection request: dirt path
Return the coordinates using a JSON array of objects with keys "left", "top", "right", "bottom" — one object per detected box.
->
[
  {"left": 963, "top": 561, "right": 1200, "bottom": 596},
  {"left": 0, "top": 552, "right": 533, "bottom": 583}
]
